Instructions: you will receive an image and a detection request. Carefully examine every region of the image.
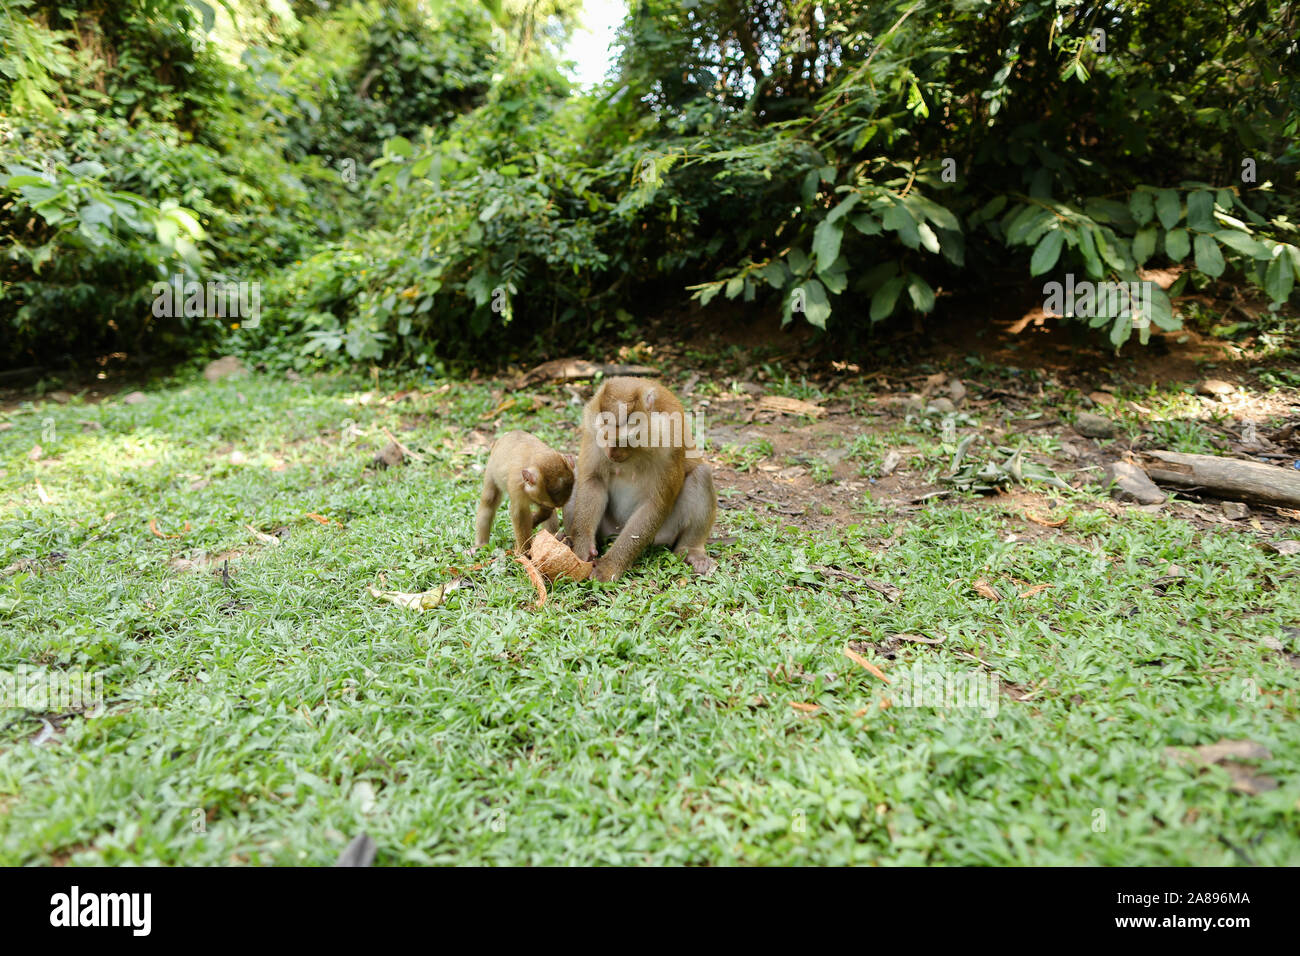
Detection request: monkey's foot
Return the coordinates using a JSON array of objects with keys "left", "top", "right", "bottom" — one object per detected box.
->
[
  {"left": 682, "top": 550, "right": 717, "bottom": 575},
  {"left": 591, "top": 560, "right": 620, "bottom": 583}
]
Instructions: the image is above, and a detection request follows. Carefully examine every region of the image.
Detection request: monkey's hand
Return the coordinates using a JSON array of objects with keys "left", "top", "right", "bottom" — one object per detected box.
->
[{"left": 591, "top": 559, "right": 619, "bottom": 583}]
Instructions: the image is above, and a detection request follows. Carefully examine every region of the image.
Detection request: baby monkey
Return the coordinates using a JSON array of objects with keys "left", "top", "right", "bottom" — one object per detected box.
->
[{"left": 475, "top": 430, "right": 576, "bottom": 554}]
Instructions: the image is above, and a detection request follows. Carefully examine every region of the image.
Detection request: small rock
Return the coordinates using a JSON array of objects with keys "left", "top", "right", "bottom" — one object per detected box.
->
[
  {"left": 948, "top": 379, "right": 967, "bottom": 406},
  {"left": 122, "top": 391, "right": 147, "bottom": 406},
  {"left": 1222, "top": 501, "right": 1249, "bottom": 521},
  {"left": 1106, "top": 460, "right": 1167, "bottom": 505},
  {"left": 204, "top": 356, "right": 245, "bottom": 382},
  {"left": 1088, "top": 391, "right": 1117, "bottom": 407},
  {"left": 1198, "top": 379, "right": 1235, "bottom": 399},
  {"left": 285, "top": 370, "right": 303, "bottom": 383},
  {"left": 1075, "top": 412, "right": 1116, "bottom": 439},
  {"left": 927, "top": 397, "right": 957, "bottom": 414},
  {"left": 879, "top": 450, "right": 903, "bottom": 476},
  {"left": 49, "top": 390, "right": 72, "bottom": 405}
]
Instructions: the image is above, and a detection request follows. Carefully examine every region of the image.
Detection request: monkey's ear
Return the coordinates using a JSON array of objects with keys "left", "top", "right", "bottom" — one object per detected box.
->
[
  {"left": 562, "top": 454, "right": 576, "bottom": 472},
  {"left": 643, "top": 386, "right": 657, "bottom": 410},
  {"left": 521, "top": 467, "right": 539, "bottom": 486}
]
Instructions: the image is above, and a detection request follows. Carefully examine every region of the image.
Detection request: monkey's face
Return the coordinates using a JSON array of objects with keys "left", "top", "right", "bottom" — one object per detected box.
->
[
  {"left": 525, "top": 453, "right": 575, "bottom": 508},
  {"left": 594, "top": 384, "right": 654, "bottom": 462}
]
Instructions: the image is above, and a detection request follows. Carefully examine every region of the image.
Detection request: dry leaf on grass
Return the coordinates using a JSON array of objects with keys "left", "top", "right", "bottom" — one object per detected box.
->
[
  {"left": 789, "top": 702, "right": 820, "bottom": 714},
  {"left": 1018, "top": 583, "right": 1052, "bottom": 599},
  {"left": 149, "top": 518, "right": 192, "bottom": 539},
  {"left": 480, "top": 397, "right": 517, "bottom": 420},
  {"left": 973, "top": 578, "right": 1003, "bottom": 601},
  {"left": 245, "top": 525, "right": 281, "bottom": 546},
  {"left": 367, "top": 581, "right": 459, "bottom": 611},
  {"left": 843, "top": 646, "right": 892, "bottom": 683},
  {"left": 1024, "top": 510, "right": 1067, "bottom": 528}
]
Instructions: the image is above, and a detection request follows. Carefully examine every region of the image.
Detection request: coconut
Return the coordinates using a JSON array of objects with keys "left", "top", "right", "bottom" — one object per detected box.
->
[{"left": 529, "top": 529, "right": 593, "bottom": 582}]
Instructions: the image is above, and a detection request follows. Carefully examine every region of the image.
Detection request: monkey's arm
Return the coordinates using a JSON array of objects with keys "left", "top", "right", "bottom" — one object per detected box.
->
[
  {"left": 567, "top": 476, "right": 608, "bottom": 562},
  {"left": 593, "top": 498, "right": 668, "bottom": 582},
  {"left": 507, "top": 498, "right": 536, "bottom": 553}
]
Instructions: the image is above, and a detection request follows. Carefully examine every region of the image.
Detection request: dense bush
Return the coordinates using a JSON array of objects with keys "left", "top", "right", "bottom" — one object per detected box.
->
[{"left": 2, "top": 0, "right": 1297, "bottom": 370}]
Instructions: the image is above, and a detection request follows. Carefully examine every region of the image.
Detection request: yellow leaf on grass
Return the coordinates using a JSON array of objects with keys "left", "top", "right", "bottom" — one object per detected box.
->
[{"left": 367, "top": 583, "right": 455, "bottom": 611}]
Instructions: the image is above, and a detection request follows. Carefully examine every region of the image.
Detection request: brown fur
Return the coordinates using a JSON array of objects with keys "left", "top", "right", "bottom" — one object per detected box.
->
[
  {"left": 475, "top": 431, "right": 576, "bottom": 554},
  {"left": 565, "top": 377, "right": 717, "bottom": 580}
]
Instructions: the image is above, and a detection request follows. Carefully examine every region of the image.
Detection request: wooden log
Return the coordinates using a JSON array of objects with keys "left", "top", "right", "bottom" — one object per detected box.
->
[
  {"left": 514, "top": 359, "right": 659, "bottom": 388},
  {"left": 1136, "top": 450, "right": 1300, "bottom": 507}
]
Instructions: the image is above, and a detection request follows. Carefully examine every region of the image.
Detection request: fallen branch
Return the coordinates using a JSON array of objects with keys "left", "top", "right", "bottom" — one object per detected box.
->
[
  {"left": 1136, "top": 450, "right": 1300, "bottom": 508},
  {"left": 514, "top": 359, "right": 658, "bottom": 389}
]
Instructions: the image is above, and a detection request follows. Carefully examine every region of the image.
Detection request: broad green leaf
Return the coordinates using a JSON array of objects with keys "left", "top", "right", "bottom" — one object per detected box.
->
[
  {"left": 916, "top": 221, "right": 941, "bottom": 254},
  {"left": 1265, "top": 253, "right": 1295, "bottom": 303},
  {"left": 1077, "top": 225, "right": 1103, "bottom": 278},
  {"left": 1164, "top": 228, "right": 1190, "bottom": 261},
  {"left": 1154, "top": 188, "right": 1181, "bottom": 230},
  {"left": 1149, "top": 287, "right": 1179, "bottom": 331},
  {"left": 1213, "top": 230, "right": 1268, "bottom": 259},
  {"left": 870, "top": 276, "right": 905, "bottom": 321},
  {"left": 906, "top": 273, "right": 936, "bottom": 312},
  {"left": 851, "top": 213, "right": 882, "bottom": 236},
  {"left": 813, "top": 217, "right": 844, "bottom": 273},
  {"left": 825, "top": 194, "right": 861, "bottom": 224},
  {"left": 1193, "top": 234, "right": 1224, "bottom": 277},
  {"left": 1186, "top": 190, "right": 1216, "bottom": 232},
  {"left": 796, "top": 279, "right": 831, "bottom": 328},
  {"left": 1132, "top": 224, "right": 1157, "bottom": 264},
  {"left": 1030, "top": 229, "right": 1064, "bottom": 276},
  {"left": 1129, "top": 190, "right": 1154, "bottom": 226},
  {"left": 884, "top": 201, "right": 921, "bottom": 249}
]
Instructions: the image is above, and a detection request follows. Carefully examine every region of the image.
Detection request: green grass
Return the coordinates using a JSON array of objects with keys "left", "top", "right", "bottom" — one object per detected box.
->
[{"left": 1, "top": 371, "right": 1298, "bottom": 865}]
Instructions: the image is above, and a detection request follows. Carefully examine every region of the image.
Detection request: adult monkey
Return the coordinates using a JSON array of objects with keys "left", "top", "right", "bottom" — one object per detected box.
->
[{"left": 566, "top": 377, "right": 717, "bottom": 581}]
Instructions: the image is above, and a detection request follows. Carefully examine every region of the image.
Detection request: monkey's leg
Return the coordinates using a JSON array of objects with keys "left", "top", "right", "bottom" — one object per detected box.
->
[
  {"left": 474, "top": 480, "right": 501, "bottom": 550},
  {"left": 508, "top": 499, "right": 535, "bottom": 554},
  {"left": 568, "top": 480, "right": 608, "bottom": 563},
  {"left": 593, "top": 499, "right": 668, "bottom": 582},
  {"left": 655, "top": 461, "right": 717, "bottom": 575}
]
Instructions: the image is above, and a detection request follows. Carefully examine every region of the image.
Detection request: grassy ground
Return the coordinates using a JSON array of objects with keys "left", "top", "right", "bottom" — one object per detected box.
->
[{"left": 1, "top": 367, "right": 1297, "bottom": 865}]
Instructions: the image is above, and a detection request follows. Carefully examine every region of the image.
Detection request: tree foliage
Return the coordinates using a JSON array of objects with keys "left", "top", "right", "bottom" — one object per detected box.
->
[{"left": 2, "top": 0, "right": 1297, "bottom": 369}]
